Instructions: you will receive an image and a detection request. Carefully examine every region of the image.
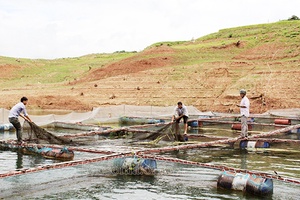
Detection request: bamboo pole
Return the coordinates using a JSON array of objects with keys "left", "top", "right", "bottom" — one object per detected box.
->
[
  {"left": 138, "top": 124, "right": 300, "bottom": 154},
  {"left": 198, "top": 113, "right": 300, "bottom": 120},
  {"left": 187, "top": 135, "right": 300, "bottom": 144},
  {"left": 194, "top": 127, "right": 263, "bottom": 134},
  {"left": 198, "top": 119, "right": 290, "bottom": 127}
]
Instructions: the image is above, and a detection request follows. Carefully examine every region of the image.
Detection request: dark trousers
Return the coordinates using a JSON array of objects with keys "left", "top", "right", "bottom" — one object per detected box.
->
[
  {"left": 175, "top": 115, "right": 188, "bottom": 124},
  {"left": 9, "top": 117, "right": 22, "bottom": 142}
]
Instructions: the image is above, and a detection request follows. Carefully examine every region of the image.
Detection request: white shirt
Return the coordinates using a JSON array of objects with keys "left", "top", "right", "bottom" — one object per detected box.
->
[
  {"left": 174, "top": 105, "right": 189, "bottom": 117},
  {"left": 240, "top": 96, "right": 250, "bottom": 117},
  {"left": 8, "top": 102, "right": 28, "bottom": 118}
]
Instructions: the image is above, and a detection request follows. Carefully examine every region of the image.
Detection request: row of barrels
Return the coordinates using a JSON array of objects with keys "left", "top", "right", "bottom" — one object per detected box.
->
[{"left": 187, "top": 118, "right": 300, "bottom": 133}]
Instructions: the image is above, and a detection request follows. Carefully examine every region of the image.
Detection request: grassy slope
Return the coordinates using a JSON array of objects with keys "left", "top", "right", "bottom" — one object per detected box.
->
[
  {"left": 160, "top": 21, "right": 300, "bottom": 111},
  {"left": 0, "top": 52, "right": 136, "bottom": 86},
  {"left": 0, "top": 20, "right": 299, "bottom": 112}
]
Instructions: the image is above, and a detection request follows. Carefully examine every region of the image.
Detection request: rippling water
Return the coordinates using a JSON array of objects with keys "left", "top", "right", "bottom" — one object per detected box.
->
[{"left": 0, "top": 123, "right": 300, "bottom": 199}]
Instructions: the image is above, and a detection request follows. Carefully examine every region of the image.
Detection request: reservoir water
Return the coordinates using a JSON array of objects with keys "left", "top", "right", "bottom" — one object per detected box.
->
[{"left": 0, "top": 123, "right": 300, "bottom": 199}]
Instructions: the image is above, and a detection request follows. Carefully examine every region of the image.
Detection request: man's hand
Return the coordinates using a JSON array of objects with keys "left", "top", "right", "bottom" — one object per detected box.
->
[{"left": 20, "top": 114, "right": 33, "bottom": 123}]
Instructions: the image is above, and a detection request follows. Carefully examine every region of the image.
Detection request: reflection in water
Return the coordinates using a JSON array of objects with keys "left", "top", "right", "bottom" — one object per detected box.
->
[
  {"left": 16, "top": 150, "right": 23, "bottom": 169},
  {"left": 174, "top": 123, "right": 181, "bottom": 141},
  {"left": 240, "top": 149, "right": 248, "bottom": 169},
  {"left": 115, "top": 174, "right": 157, "bottom": 185}
]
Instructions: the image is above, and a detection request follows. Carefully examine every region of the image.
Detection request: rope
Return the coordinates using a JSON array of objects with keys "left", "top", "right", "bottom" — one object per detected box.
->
[
  {"left": 0, "top": 152, "right": 132, "bottom": 178},
  {"left": 137, "top": 154, "right": 300, "bottom": 185},
  {"left": 0, "top": 141, "right": 118, "bottom": 155},
  {"left": 1, "top": 149, "right": 300, "bottom": 184},
  {"left": 198, "top": 119, "right": 290, "bottom": 127},
  {"left": 138, "top": 124, "right": 300, "bottom": 154},
  {"left": 1, "top": 124, "right": 299, "bottom": 183}
]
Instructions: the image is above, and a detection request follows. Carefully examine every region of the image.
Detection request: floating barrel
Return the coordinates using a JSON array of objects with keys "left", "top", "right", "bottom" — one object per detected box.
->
[
  {"left": 197, "top": 115, "right": 211, "bottom": 126},
  {"left": 231, "top": 123, "right": 252, "bottom": 130},
  {"left": 240, "top": 140, "right": 270, "bottom": 149},
  {"left": 217, "top": 171, "right": 273, "bottom": 196},
  {"left": 119, "top": 117, "right": 165, "bottom": 125},
  {"left": 248, "top": 117, "right": 255, "bottom": 122},
  {"left": 198, "top": 121, "right": 203, "bottom": 127},
  {"left": 183, "top": 134, "right": 188, "bottom": 142},
  {"left": 112, "top": 157, "right": 157, "bottom": 175},
  {"left": 188, "top": 120, "right": 198, "bottom": 127},
  {"left": 0, "top": 123, "right": 14, "bottom": 131},
  {"left": 23, "top": 146, "right": 74, "bottom": 160},
  {"left": 148, "top": 119, "right": 165, "bottom": 124},
  {"left": 288, "top": 128, "right": 300, "bottom": 134},
  {"left": 274, "top": 119, "right": 291, "bottom": 125}
]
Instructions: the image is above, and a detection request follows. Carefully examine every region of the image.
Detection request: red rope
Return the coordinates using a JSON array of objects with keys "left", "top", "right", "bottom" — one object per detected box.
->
[
  {"left": 0, "top": 152, "right": 132, "bottom": 178},
  {"left": 137, "top": 154, "right": 300, "bottom": 185}
]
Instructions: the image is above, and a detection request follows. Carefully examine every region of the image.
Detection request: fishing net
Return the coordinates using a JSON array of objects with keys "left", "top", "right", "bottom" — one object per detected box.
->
[
  {"left": 23, "top": 121, "right": 73, "bottom": 145},
  {"left": 129, "top": 122, "right": 185, "bottom": 143}
]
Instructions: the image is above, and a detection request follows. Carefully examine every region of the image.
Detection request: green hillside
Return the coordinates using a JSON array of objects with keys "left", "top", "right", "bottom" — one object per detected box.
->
[{"left": 0, "top": 20, "right": 299, "bottom": 113}]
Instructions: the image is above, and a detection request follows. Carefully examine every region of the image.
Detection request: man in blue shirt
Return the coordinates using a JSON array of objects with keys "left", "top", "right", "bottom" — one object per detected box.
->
[{"left": 8, "top": 97, "right": 32, "bottom": 144}]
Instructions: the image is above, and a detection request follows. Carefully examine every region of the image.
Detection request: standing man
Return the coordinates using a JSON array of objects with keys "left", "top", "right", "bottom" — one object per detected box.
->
[
  {"left": 172, "top": 102, "right": 189, "bottom": 135},
  {"left": 236, "top": 89, "right": 250, "bottom": 138},
  {"left": 8, "top": 97, "right": 32, "bottom": 144}
]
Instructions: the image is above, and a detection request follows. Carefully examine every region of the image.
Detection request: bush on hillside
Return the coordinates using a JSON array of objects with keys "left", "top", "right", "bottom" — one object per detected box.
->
[{"left": 288, "top": 15, "right": 299, "bottom": 20}]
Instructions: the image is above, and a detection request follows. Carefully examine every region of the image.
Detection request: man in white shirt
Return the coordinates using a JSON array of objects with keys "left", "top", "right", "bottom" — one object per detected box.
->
[
  {"left": 8, "top": 97, "right": 32, "bottom": 144},
  {"left": 236, "top": 89, "right": 250, "bottom": 138},
  {"left": 171, "top": 102, "right": 189, "bottom": 135}
]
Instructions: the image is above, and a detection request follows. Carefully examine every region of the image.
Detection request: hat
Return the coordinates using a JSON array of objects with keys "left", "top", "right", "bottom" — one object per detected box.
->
[{"left": 240, "top": 89, "right": 246, "bottom": 94}]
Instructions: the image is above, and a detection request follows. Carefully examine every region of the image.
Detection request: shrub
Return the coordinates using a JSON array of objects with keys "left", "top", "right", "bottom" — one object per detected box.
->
[{"left": 288, "top": 15, "right": 300, "bottom": 20}]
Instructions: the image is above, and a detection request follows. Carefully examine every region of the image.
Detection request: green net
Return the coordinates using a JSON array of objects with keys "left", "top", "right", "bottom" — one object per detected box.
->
[
  {"left": 129, "top": 122, "right": 185, "bottom": 142},
  {"left": 23, "top": 121, "right": 73, "bottom": 145}
]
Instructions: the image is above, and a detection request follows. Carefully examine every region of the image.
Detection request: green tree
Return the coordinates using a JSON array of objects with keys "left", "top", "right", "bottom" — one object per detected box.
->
[{"left": 288, "top": 15, "right": 299, "bottom": 20}]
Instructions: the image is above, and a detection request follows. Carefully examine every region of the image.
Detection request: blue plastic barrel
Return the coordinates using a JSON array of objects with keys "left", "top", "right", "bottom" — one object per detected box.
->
[
  {"left": 217, "top": 171, "right": 273, "bottom": 195},
  {"left": 188, "top": 121, "right": 198, "bottom": 127},
  {"left": 112, "top": 157, "right": 157, "bottom": 175},
  {"left": 288, "top": 128, "right": 300, "bottom": 134},
  {"left": 240, "top": 140, "right": 270, "bottom": 149}
]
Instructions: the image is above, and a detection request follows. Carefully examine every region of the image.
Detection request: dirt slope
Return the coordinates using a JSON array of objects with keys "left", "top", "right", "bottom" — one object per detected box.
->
[{"left": 1, "top": 21, "right": 300, "bottom": 114}]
